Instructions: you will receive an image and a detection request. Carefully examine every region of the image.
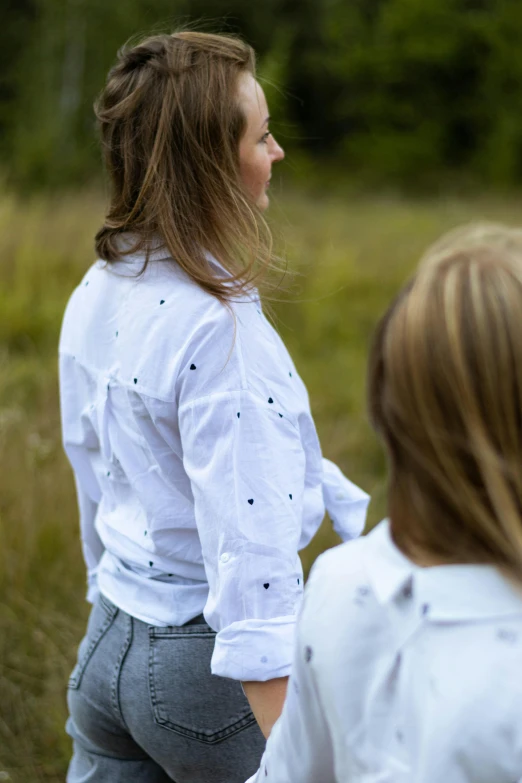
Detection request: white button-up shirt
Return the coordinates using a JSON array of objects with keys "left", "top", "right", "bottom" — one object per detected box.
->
[
  {"left": 248, "top": 519, "right": 522, "bottom": 782},
  {"left": 58, "top": 249, "right": 369, "bottom": 682}
]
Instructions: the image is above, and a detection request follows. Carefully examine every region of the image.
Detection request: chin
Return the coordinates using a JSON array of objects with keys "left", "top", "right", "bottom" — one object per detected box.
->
[{"left": 257, "top": 193, "right": 270, "bottom": 211}]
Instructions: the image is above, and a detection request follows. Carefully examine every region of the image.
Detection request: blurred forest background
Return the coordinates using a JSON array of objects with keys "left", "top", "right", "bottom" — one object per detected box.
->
[
  {"left": 3, "top": 0, "right": 522, "bottom": 188},
  {"left": 3, "top": 1, "right": 522, "bottom": 781}
]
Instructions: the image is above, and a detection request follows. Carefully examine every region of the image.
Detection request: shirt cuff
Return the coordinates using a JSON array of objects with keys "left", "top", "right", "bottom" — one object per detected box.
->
[
  {"left": 322, "top": 458, "right": 370, "bottom": 541},
  {"left": 210, "top": 616, "right": 296, "bottom": 681}
]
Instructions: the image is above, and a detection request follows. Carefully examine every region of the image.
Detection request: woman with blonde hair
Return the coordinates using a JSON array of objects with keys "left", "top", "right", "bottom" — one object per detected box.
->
[
  {"left": 250, "top": 224, "right": 522, "bottom": 782},
  {"left": 58, "top": 30, "right": 368, "bottom": 783}
]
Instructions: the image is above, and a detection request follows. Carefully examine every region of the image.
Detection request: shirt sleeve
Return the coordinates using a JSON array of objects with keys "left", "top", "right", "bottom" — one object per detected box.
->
[
  {"left": 178, "top": 388, "right": 306, "bottom": 682},
  {"left": 59, "top": 353, "right": 105, "bottom": 603},
  {"left": 246, "top": 558, "right": 336, "bottom": 782},
  {"left": 322, "top": 458, "right": 369, "bottom": 541},
  {"left": 73, "top": 475, "right": 104, "bottom": 603}
]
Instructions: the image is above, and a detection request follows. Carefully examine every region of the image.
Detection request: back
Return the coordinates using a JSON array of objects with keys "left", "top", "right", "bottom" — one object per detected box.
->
[
  {"left": 59, "top": 252, "right": 217, "bottom": 619},
  {"left": 254, "top": 521, "right": 522, "bottom": 782},
  {"left": 59, "top": 248, "right": 367, "bottom": 684}
]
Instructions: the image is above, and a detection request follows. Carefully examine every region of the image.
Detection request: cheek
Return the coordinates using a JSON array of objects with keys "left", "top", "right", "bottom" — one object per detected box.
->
[
  {"left": 240, "top": 151, "right": 270, "bottom": 194},
  {"left": 254, "top": 152, "right": 271, "bottom": 182}
]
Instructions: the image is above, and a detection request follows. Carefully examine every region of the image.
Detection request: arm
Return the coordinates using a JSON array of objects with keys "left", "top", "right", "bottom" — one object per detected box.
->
[
  {"left": 178, "top": 388, "right": 305, "bottom": 684},
  {"left": 242, "top": 677, "right": 288, "bottom": 739},
  {"left": 59, "top": 352, "right": 104, "bottom": 602},
  {"left": 74, "top": 474, "right": 104, "bottom": 602},
  {"left": 131, "top": 301, "right": 315, "bottom": 727},
  {"left": 135, "top": 382, "right": 302, "bottom": 731},
  {"left": 246, "top": 560, "right": 336, "bottom": 782}
]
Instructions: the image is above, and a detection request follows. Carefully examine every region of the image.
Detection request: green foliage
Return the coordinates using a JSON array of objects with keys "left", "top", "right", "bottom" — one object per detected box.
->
[
  {"left": 3, "top": 0, "right": 522, "bottom": 188},
  {"left": 299, "top": 0, "right": 522, "bottom": 185}
]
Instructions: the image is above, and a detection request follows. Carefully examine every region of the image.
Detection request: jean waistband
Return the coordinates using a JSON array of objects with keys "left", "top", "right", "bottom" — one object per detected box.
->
[{"left": 99, "top": 592, "right": 208, "bottom": 627}]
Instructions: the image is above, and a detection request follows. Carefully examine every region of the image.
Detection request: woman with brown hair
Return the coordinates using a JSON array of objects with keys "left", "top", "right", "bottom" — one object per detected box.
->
[
  {"left": 249, "top": 224, "right": 522, "bottom": 782},
  {"left": 58, "top": 31, "right": 368, "bottom": 782}
]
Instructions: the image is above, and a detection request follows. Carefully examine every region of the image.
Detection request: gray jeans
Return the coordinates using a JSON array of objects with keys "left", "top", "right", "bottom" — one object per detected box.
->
[{"left": 66, "top": 594, "right": 265, "bottom": 782}]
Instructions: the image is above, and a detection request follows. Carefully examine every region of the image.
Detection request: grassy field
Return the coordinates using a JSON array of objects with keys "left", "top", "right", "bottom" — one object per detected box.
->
[{"left": 2, "top": 186, "right": 522, "bottom": 781}]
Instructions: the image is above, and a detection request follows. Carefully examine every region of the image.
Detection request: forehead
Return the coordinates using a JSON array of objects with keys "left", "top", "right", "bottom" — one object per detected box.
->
[{"left": 237, "top": 72, "right": 268, "bottom": 129}]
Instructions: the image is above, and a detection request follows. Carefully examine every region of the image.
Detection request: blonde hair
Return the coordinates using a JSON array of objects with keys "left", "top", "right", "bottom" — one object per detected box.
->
[
  {"left": 94, "top": 31, "right": 276, "bottom": 303},
  {"left": 368, "top": 223, "right": 522, "bottom": 578}
]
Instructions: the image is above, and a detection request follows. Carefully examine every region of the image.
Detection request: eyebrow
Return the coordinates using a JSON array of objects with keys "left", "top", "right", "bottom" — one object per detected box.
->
[{"left": 262, "top": 116, "right": 270, "bottom": 128}]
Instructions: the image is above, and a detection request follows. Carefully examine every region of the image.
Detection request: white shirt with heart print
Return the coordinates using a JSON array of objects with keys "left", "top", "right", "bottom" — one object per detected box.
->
[{"left": 58, "top": 248, "right": 369, "bottom": 682}]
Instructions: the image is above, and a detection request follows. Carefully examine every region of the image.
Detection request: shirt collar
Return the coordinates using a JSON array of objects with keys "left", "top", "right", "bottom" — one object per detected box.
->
[
  {"left": 110, "top": 238, "right": 259, "bottom": 300},
  {"left": 113, "top": 234, "right": 231, "bottom": 275},
  {"left": 364, "top": 520, "right": 522, "bottom": 622},
  {"left": 112, "top": 234, "right": 173, "bottom": 265}
]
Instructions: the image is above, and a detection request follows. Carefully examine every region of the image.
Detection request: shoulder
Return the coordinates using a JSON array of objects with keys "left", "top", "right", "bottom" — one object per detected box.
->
[
  {"left": 300, "top": 525, "right": 387, "bottom": 636},
  {"left": 59, "top": 261, "right": 103, "bottom": 352},
  {"left": 116, "top": 258, "right": 236, "bottom": 329},
  {"left": 61, "top": 254, "right": 293, "bottom": 407},
  {"left": 118, "top": 263, "right": 250, "bottom": 400},
  {"left": 307, "top": 525, "right": 382, "bottom": 594},
  {"left": 115, "top": 258, "right": 275, "bottom": 403},
  {"left": 296, "top": 522, "right": 404, "bottom": 677}
]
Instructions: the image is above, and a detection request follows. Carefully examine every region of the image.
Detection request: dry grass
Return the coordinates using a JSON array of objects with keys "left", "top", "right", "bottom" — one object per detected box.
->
[{"left": 1, "top": 186, "right": 522, "bottom": 781}]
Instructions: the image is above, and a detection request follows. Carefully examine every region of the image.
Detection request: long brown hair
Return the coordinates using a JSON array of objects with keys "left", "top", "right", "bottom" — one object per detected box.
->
[
  {"left": 94, "top": 31, "right": 276, "bottom": 302},
  {"left": 368, "top": 224, "right": 522, "bottom": 578}
]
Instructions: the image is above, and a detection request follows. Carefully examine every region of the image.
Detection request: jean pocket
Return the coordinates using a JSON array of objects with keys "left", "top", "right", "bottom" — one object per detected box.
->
[
  {"left": 148, "top": 624, "right": 256, "bottom": 744},
  {"left": 68, "top": 595, "right": 118, "bottom": 690}
]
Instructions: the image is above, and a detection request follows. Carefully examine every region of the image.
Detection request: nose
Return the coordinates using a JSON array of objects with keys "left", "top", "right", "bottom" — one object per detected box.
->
[{"left": 270, "top": 136, "right": 285, "bottom": 162}]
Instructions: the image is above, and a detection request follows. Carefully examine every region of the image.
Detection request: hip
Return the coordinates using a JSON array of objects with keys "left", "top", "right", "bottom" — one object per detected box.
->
[{"left": 67, "top": 594, "right": 265, "bottom": 781}]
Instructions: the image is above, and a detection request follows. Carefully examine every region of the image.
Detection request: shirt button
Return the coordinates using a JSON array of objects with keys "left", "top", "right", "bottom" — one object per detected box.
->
[
  {"left": 220, "top": 553, "right": 230, "bottom": 564},
  {"left": 335, "top": 492, "right": 345, "bottom": 501}
]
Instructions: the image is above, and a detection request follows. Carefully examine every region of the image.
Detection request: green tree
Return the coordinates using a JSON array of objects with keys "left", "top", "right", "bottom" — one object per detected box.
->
[{"left": 4, "top": 0, "right": 522, "bottom": 188}]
